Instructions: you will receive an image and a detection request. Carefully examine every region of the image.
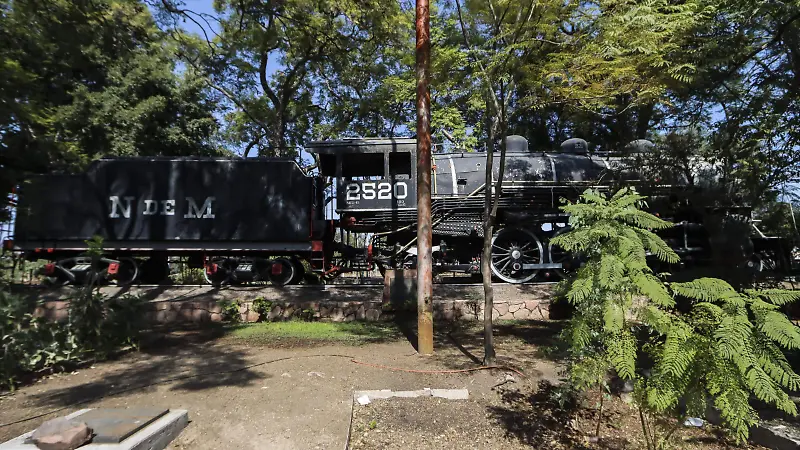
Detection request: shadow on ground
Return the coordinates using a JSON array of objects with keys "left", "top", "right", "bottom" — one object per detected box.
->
[
  {"left": 422, "top": 320, "right": 567, "bottom": 375},
  {"left": 488, "top": 381, "right": 586, "bottom": 448},
  {"left": 25, "top": 328, "right": 266, "bottom": 409}
]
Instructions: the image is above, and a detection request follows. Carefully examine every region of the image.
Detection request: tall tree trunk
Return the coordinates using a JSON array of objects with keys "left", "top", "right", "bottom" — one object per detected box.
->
[{"left": 482, "top": 97, "right": 499, "bottom": 366}]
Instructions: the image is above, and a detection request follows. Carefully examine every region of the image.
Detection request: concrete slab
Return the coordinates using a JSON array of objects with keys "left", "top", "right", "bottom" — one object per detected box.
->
[
  {"left": 353, "top": 389, "right": 469, "bottom": 401},
  {"left": 0, "top": 409, "right": 188, "bottom": 450},
  {"left": 749, "top": 419, "right": 800, "bottom": 450},
  {"left": 68, "top": 408, "right": 169, "bottom": 443}
]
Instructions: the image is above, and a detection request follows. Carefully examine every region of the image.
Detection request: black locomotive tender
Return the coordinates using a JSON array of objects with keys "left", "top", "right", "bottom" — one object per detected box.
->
[{"left": 8, "top": 136, "right": 792, "bottom": 286}]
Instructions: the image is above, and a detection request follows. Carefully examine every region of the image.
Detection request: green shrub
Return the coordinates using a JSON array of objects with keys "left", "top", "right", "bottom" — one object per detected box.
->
[
  {"left": 555, "top": 188, "right": 800, "bottom": 447},
  {"left": 251, "top": 297, "right": 273, "bottom": 321},
  {"left": 0, "top": 235, "right": 148, "bottom": 390},
  {"left": 169, "top": 266, "right": 206, "bottom": 285},
  {"left": 298, "top": 307, "right": 315, "bottom": 322},
  {"left": 0, "top": 290, "right": 79, "bottom": 390},
  {"left": 219, "top": 299, "right": 241, "bottom": 322},
  {"left": 102, "top": 294, "right": 147, "bottom": 351}
]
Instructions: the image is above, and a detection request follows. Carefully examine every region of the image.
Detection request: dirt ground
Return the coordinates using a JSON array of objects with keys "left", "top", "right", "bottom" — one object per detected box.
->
[
  {"left": 349, "top": 391, "right": 767, "bottom": 450},
  {"left": 0, "top": 321, "right": 561, "bottom": 449},
  {"left": 0, "top": 320, "right": 766, "bottom": 449}
]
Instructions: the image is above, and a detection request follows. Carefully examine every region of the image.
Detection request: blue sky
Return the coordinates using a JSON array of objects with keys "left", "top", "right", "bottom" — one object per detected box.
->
[{"left": 173, "top": 0, "right": 219, "bottom": 35}]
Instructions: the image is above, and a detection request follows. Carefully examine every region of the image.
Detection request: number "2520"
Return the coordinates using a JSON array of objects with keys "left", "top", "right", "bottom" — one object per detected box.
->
[{"left": 346, "top": 182, "right": 408, "bottom": 201}]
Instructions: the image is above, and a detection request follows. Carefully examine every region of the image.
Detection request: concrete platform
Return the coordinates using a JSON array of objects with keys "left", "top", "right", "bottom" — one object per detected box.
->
[{"left": 0, "top": 409, "right": 188, "bottom": 450}]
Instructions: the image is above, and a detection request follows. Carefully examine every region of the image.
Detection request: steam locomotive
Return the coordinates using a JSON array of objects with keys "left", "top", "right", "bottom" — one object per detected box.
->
[{"left": 6, "top": 136, "right": 793, "bottom": 286}]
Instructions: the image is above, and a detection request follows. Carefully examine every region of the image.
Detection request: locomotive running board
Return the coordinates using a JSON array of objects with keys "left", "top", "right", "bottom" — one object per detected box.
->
[{"left": 522, "top": 263, "right": 563, "bottom": 269}]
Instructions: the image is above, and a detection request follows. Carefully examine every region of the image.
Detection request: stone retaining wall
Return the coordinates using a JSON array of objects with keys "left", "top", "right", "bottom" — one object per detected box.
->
[{"left": 26, "top": 282, "right": 556, "bottom": 325}]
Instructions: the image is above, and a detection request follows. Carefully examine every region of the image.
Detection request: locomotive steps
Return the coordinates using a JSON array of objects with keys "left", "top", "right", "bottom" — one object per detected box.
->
[{"left": 23, "top": 282, "right": 556, "bottom": 325}]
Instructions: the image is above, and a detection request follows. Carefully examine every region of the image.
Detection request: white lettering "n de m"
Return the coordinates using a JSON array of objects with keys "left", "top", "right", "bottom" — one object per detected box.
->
[
  {"left": 109, "top": 196, "right": 135, "bottom": 218},
  {"left": 184, "top": 197, "right": 215, "bottom": 219}
]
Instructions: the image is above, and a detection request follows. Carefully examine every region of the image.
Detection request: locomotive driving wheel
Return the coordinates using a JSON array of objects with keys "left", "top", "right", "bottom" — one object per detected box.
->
[{"left": 490, "top": 227, "right": 543, "bottom": 283}]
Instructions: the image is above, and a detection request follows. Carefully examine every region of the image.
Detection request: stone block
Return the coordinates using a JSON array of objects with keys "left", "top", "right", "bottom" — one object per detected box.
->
[
  {"left": 495, "top": 302, "right": 509, "bottom": 316},
  {"left": 365, "top": 308, "right": 381, "bottom": 321},
  {"left": 154, "top": 302, "right": 171, "bottom": 311},
  {"left": 208, "top": 304, "right": 222, "bottom": 314},
  {"left": 524, "top": 300, "right": 539, "bottom": 311},
  {"left": 356, "top": 304, "right": 366, "bottom": 320},
  {"left": 178, "top": 308, "right": 194, "bottom": 322},
  {"left": 344, "top": 313, "right": 355, "bottom": 322},
  {"left": 245, "top": 311, "right": 260, "bottom": 322},
  {"left": 210, "top": 313, "right": 223, "bottom": 323},
  {"left": 192, "top": 309, "right": 210, "bottom": 323},
  {"left": 330, "top": 308, "right": 345, "bottom": 322},
  {"left": 319, "top": 305, "right": 331, "bottom": 318},
  {"left": 282, "top": 305, "right": 297, "bottom": 318},
  {"left": 267, "top": 305, "right": 283, "bottom": 320},
  {"left": 156, "top": 310, "right": 177, "bottom": 324},
  {"left": 508, "top": 302, "right": 522, "bottom": 313},
  {"left": 190, "top": 301, "right": 209, "bottom": 311},
  {"left": 512, "top": 308, "right": 530, "bottom": 320},
  {"left": 238, "top": 304, "right": 248, "bottom": 314}
]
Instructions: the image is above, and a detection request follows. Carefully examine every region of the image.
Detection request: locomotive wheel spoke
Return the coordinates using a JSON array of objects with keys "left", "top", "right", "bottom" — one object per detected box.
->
[
  {"left": 493, "top": 255, "right": 511, "bottom": 265},
  {"left": 492, "top": 244, "right": 511, "bottom": 253},
  {"left": 490, "top": 227, "right": 543, "bottom": 284}
]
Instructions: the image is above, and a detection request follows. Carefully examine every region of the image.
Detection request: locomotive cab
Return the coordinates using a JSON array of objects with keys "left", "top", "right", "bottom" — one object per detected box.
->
[{"left": 307, "top": 138, "right": 418, "bottom": 229}]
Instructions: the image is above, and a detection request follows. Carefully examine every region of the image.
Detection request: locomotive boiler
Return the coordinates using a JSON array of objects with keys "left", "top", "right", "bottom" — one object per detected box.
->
[{"left": 307, "top": 136, "right": 793, "bottom": 283}]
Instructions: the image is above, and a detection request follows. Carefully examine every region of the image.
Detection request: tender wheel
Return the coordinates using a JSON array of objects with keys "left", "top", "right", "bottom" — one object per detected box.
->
[
  {"left": 548, "top": 227, "right": 581, "bottom": 279},
  {"left": 290, "top": 258, "right": 306, "bottom": 284},
  {"left": 204, "top": 258, "right": 232, "bottom": 286},
  {"left": 491, "top": 227, "right": 544, "bottom": 283},
  {"left": 42, "top": 264, "right": 72, "bottom": 286},
  {"left": 110, "top": 257, "right": 139, "bottom": 286},
  {"left": 268, "top": 257, "right": 296, "bottom": 286}
]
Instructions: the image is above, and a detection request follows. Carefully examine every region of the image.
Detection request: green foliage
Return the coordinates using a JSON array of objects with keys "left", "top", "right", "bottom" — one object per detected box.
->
[
  {"left": 251, "top": 297, "right": 273, "bottom": 322},
  {"left": 558, "top": 187, "right": 800, "bottom": 447},
  {"left": 226, "top": 321, "right": 402, "bottom": 345},
  {"left": 0, "top": 0, "right": 221, "bottom": 198},
  {"left": 0, "top": 288, "right": 145, "bottom": 391},
  {"left": 169, "top": 267, "right": 206, "bottom": 285},
  {"left": 102, "top": 294, "right": 147, "bottom": 351},
  {"left": 0, "top": 290, "right": 78, "bottom": 390},
  {"left": 219, "top": 299, "right": 241, "bottom": 323},
  {"left": 298, "top": 308, "right": 316, "bottom": 322}
]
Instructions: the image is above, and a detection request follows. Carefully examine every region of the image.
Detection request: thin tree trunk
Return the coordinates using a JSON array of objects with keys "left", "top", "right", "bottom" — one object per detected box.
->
[
  {"left": 483, "top": 83, "right": 511, "bottom": 366},
  {"left": 595, "top": 387, "right": 604, "bottom": 437},
  {"left": 482, "top": 98, "right": 499, "bottom": 366}
]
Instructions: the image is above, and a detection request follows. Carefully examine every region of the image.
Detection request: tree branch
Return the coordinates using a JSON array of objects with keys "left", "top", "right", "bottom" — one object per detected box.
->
[
  {"left": 721, "top": 11, "right": 800, "bottom": 79},
  {"left": 260, "top": 51, "right": 281, "bottom": 108}
]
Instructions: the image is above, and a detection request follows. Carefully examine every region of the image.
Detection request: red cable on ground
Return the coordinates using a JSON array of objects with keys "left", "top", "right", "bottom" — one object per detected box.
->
[{"left": 350, "top": 359, "right": 525, "bottom": 378}]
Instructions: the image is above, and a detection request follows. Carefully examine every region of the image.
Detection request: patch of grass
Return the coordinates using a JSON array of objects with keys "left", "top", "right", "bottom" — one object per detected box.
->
[{"left": 224, "top": 320, "right": 403, "bottom": 345}]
